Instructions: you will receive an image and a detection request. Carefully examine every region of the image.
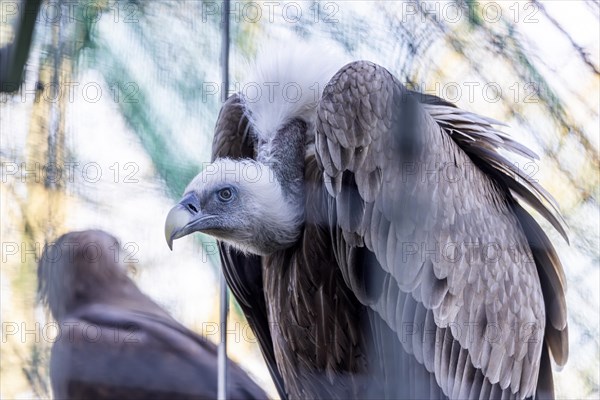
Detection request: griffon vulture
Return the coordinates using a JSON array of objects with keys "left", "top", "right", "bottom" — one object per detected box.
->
[
  {"left": 38, "top": 230, "right": 267, "bottom": 399},
  {"left": 165, "top": 49, "right": 568, "bottom": 399}
]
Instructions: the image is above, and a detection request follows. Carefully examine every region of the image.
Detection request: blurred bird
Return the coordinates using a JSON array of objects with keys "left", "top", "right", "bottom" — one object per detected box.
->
[
  {"left": 165, "top": 46, "right": 568, "bottom": 399},
  {"left": 38, "top": 229, "right": 267, "bottom": 400}
]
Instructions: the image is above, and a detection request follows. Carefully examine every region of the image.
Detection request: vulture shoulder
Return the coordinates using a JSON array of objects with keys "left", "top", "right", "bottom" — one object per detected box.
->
[
  {"left": 315, "top": 60, "right": 568, "bottom": 399},
  {"left": 50, "top": 303, "right": 265, "bottom": 399}
]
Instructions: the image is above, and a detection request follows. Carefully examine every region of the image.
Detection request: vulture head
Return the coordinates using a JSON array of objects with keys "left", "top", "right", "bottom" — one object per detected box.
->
[
  {"left": 165, "top": 158, "right": 304, "bottom": 255},
  {"left": 165, "top": 46, "right": 342, "bottom": 256},
  {"left": 38, "top": 230, "right": 131, "bottom": 321}
]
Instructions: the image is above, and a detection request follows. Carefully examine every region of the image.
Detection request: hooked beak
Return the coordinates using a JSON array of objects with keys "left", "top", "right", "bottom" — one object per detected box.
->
[{"left": 165, "top": 192, "right": 206, "bottom": 250}]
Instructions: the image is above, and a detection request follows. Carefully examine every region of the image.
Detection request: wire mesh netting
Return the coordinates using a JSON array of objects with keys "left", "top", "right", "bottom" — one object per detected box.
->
[{"left": 0, "top": 1, "right": 598, "bottom": 398}]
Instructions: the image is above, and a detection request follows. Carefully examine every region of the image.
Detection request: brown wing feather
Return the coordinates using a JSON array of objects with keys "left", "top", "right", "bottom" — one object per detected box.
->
[
  {"left": 212, "top": 94, "right": 256, "bottom": 162},
  {"left": 315, "top": 61, "right": 568, "bottom": 399},
  {"left": 211, "top": 94, "right": 288, "bottom": 399},
  {"left": 424, "top": 103, "right": 568, "bottom": 242},
  {"left": 420, "top": 99, "right": 568, "bottom": 369},
  {"left": 258, "top": 156, "right": 447, "bottom": 399}
]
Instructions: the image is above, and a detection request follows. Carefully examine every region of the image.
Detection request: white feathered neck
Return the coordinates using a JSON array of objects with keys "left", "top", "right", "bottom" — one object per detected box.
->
[{"left": 242, "top": 43, "right": 346, "bottom": 141}]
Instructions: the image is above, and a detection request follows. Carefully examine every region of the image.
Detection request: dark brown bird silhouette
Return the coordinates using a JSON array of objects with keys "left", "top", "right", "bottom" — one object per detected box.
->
[{"left": 38, "top": 229, "right": 267, "bottom": 400}]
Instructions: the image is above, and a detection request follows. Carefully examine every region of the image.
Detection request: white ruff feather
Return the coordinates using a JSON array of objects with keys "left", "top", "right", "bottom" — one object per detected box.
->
[{"left": 243, "top": 42, "right": 347, "bottom": 141}]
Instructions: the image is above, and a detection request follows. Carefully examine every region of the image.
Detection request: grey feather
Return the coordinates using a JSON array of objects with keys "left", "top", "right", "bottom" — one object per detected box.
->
[{"left": 315, "top": 61, "right": 568, "bottom": 399}]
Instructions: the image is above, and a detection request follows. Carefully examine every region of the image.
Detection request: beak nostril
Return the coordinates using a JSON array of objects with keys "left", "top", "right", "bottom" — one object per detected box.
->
[{"left": 187, "top": 203, "right": 198, "bottom": 213}]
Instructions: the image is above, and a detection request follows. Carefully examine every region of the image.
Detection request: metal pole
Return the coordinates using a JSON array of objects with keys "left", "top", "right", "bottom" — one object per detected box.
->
[
  {"left": 218, "top": 274, "right": 229, "bottom": 400},
  {"left": 218, "top": 1, "right": 230, "bottom": 399}
]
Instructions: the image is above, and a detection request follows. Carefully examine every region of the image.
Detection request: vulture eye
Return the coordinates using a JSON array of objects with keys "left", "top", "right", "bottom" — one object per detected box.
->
[{"left": 218, "top": 188, "right": 233, "bottom": 202}]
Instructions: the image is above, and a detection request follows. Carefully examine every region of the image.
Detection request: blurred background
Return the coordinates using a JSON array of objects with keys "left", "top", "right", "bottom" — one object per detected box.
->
[{"left": 0, "top": 0, "right": 598, "bottom": 398}]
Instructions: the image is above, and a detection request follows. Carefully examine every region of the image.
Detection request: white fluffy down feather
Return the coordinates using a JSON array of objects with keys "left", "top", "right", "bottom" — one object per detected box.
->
[{"left": 243, "top": 42, "right": 348, "bottom": 141}]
